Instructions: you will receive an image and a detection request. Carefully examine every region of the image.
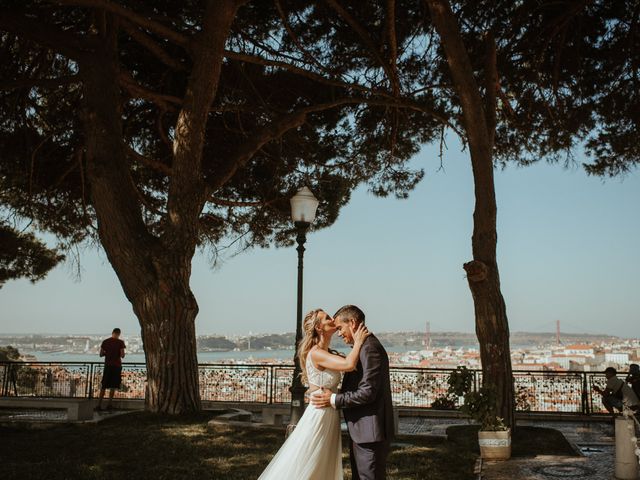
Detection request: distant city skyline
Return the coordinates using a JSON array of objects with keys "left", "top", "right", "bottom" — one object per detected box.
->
[
  {"left": 1, "top": 138, "right": 639, "bottom": 338},
  {"left": 0, "top": 329, "right": 635, "bottom": 338}
]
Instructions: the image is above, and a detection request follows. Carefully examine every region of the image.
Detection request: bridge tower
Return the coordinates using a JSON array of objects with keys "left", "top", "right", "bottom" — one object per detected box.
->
[{"left": 423, "top": 321, "right": 431, "bottom": 348}]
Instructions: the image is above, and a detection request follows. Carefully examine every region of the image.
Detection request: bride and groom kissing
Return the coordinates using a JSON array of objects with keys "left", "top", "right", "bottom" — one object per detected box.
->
[{"left": 258, "top": 305, "right": 394, "bottom": 480}]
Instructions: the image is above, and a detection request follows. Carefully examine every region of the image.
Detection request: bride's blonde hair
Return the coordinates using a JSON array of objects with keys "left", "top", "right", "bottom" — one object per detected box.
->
[{"left": 297, "top": 309, "right": 323, "bottom": 386}]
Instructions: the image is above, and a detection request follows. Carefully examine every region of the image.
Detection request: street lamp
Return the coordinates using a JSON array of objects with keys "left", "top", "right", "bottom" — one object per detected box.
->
[{"left": 288, "top": 186, "right": 319, "bottom": 431}]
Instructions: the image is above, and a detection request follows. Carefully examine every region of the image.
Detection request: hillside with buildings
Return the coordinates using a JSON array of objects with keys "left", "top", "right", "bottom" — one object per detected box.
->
[{"left": 0, "top": 332, "right": 638, "bottom": 374}]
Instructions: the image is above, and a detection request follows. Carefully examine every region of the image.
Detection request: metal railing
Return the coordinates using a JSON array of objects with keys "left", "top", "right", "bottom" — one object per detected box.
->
[{"left": 0, "top": 361, "right": 616, "bottom": 414}]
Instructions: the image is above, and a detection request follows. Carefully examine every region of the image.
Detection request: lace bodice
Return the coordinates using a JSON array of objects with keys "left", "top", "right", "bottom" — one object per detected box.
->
[{"left": 306, "top": 351, "right": 341, "bottom": 392}]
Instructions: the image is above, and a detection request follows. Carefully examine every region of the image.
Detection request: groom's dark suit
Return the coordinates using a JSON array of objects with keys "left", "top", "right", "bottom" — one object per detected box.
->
[{"left": 334, "top": 334, "right": 394, "bottom": 480}]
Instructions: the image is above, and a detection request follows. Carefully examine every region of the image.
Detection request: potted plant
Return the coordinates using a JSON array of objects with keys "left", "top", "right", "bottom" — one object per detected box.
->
[{"left": 447, "top": 366, "right": 511, "bottom": 460}]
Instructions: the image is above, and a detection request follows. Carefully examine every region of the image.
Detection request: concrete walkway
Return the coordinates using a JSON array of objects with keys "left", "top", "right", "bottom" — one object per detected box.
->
[
  {"left": 0, "top": 405, "right": 130, "bottom": 425},
  {"left": 481, "top": 454, "right": 614, "bottom": 480},
  {"left": 480, "top": 420, "right": 624, "bottom": 480},
  {"left": 397, "top": 417, "right": 634, "bottom": 480}
]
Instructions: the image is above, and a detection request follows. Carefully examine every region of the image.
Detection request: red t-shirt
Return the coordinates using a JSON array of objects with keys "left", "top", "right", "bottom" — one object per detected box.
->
[{"left": 101, "top": 337, "right": 126, "bottom": 366}]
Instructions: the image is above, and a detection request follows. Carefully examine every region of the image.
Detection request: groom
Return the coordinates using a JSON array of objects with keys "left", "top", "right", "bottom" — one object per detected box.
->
[{"left": 311, "top": 305, "right": 394, "bottom": 480}]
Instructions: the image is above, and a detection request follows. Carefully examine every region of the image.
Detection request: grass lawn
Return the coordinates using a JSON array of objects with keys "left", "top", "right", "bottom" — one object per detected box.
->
[{"left": 0, "top": 412, "right": 477, "bottom": 480}]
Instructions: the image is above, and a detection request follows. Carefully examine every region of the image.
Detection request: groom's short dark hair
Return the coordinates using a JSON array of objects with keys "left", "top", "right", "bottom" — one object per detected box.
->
[{"left": 334, "top": 305, "right": 365, "bottom": 324}]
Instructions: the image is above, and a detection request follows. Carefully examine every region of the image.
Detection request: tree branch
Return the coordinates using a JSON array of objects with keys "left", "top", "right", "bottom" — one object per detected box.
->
[
  {"left": 165, "top": 0, "right": 240, "bottom": 251},
  {"left": 130, "top": 176, "right": 165, "bottom": 217},
  {"left": 156, "top": 110, "right": 173, "bottom": 149},
  {"left": 118, "top": 71, "right": 181, "bottom": 110},
  {"left": 274, "top": 0, "right": 333, "bottom": 77},
  {"left": 0, "top": 11, "right": 95, "bottom": 61},
  {"left": 484, "top": 31, "right": 498, "bottom": 148},
  {"left": 209, "top": 110, "right": 308, "bottom": 191},
  {"left": 208, "top": 197, "right": 272, "bottom": 207},
  {"left": 80, "top": 13, "right": 157, "bottom": 279},
  {"left": 424, "top": 0, "right": 491, "bottom": 151},
  {"left": 120, "top": 19, "right": 185, "bottom": 70},
  {"left": 386, "top": 0, "right": 399, "bottom": 95},
  {"left": 497, "top": 86, "right": 516, "bottom": 118},
  {"left": 51, "top": 0, "right": 189, "bottom": 47},
  {"left": 126, "top": 146, "right": 172, "bottom": 176},
  {"left": 224, "top": 50, "right": 373, "bottom": 95},
  {"left": 226, "top": 51, "right": 455, "bottom": 131},
  {"left": 51, "top": 150, "right": 83, "bottom": 190},
  {"left": 0, "top": 75, "right": 80, "bottom": 91},
  {"left": 324, "top": 0, "right": 400, "bottom": 93},
  {"left": 210, "top": 95, "right": 460, "bottom": 192},
  {"left": 225, "top": 49, "right": 419, "bottom": 111}
]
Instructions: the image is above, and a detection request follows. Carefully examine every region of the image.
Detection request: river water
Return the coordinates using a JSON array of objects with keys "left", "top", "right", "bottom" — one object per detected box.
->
[{"left": 26, "top": 346, "right": 417, "bottom": 363}]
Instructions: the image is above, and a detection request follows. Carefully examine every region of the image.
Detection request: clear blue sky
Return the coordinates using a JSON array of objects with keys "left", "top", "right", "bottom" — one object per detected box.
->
[{"left": 1, "top": 139, "right": 638, "bottom": 337}]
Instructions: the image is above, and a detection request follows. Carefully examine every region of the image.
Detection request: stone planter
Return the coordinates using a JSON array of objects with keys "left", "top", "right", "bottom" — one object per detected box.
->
[{"left": 478, "top": 428, "right": 511, "bottom": 460}]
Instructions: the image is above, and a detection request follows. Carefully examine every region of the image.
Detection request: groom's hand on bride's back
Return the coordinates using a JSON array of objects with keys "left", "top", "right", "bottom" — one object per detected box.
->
[{"left": 309, "top": 387, "right": 332, "bottom": 409}]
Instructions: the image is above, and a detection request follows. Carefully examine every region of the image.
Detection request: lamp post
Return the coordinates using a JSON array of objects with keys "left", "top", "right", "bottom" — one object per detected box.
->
[{"left": 288, "top": 186, "right": 319, "bottom": 431}]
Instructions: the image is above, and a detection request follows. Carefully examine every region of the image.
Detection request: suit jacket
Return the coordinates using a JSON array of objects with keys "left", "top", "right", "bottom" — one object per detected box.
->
[{"left": 335, "top": 334, "right": 394, "bottom": 444}]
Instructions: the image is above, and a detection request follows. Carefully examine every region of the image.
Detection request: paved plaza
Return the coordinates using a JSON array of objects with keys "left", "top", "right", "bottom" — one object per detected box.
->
[
  {"left": 397, "top": 416, "right": 636, "bottom": 480},
  {"left": 482, "top": 420, "right": 616, "bottom": 480}
]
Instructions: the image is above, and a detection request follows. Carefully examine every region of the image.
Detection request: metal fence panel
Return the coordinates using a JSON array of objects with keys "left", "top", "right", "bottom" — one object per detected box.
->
[
  {"left": 0, "top": 361, "right": 619, "bottom": 415},
  {"left": 272, "top": 367, "right": 294, "bottom": 404},
  {"left": 390, "top": 368, "right": 463, "bottom": 408},
  {"left": 200, "top": 365, "right": 271, "bottom": 403},
  {"left": 586, "top": 372, "right": 610, "bottom": 414},
  {"left": 3, "top": 362, "right": 91, "bottom": 398},
  {"left": 513, "top": 371, "right": 584, "bottom": 413},
  {"left": 88, "top": 363, "right": 148, "bottom": 399}
]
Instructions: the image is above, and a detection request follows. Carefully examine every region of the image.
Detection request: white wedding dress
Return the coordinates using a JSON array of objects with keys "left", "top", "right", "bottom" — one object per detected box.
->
[{"left": 258, "top": 352, "right": 343, "bottom": 480}]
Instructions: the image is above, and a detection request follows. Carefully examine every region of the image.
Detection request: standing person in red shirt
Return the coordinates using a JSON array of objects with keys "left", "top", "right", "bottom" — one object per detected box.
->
[{"left": 96, "top": 328, "right": 126, "bottom": 411}]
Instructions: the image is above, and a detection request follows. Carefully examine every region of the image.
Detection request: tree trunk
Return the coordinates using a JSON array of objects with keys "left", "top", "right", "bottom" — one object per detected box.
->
[
  {"left": 81, "top": 32, "right": 203, "bottom": 412},
  {"left": 426, "top": 0, "right": 515, "bottom": 428},
  {"left": 134, "top": 270, "right": 201, "bottom": 413},
  {"left": 463, "top": 153, "right": 515, "bottom": 428},
  {"left": 77, "top": 3, "right": 241, "bottom": 413}
]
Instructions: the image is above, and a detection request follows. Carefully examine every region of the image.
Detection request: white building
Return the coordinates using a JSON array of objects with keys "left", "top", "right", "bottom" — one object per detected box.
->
[
  {"left": 563, "top": 344, "right": 595, "bottom": 357},
  {"left": 594, "top": 352, "right": 630, "bottom": 365}
]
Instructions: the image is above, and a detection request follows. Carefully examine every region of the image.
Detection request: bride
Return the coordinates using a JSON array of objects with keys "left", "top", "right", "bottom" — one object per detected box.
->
[{"left": 257, "top": 308, "right": 370, "bottom": 480}]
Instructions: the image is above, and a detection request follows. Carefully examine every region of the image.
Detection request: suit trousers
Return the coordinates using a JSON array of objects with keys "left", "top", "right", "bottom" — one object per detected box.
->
[{"left": 349, "top": 439, "right": 390, "bottom": 480}]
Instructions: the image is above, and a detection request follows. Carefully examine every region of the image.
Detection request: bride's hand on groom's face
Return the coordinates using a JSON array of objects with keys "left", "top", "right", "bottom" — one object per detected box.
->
[
  {"left": 351, "top": 323, "right": 371, "bottom": 344},
  {"left": 309, "top": 387, "right": 332, "bottom": 409}
]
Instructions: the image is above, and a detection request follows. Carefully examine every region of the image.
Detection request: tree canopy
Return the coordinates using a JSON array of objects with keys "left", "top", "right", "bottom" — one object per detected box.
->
[
  {"left": 0, "top": 1, "right": 431, "bottom": 259},
  {"left": 0, "top": 345, "right": 21, "bottom": 362},
  {"left": 1, "top": 1, "right": 636, "bottom": 260},
  {"left": 0, "top": 223, "right": 64, "bottom": 288}
]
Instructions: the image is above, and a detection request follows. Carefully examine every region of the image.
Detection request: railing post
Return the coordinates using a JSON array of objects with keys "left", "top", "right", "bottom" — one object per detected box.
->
[
  {"left": 266, "top": 366, "right": 271, "bottom": 404},
  {"left": 271, "top": 366, "right": 276, "bottom": 404},
  {"left": 10, "top": 362, "right": 18, "bottom": 396},
  {"left": 88, "top": 363, "right": 94, "bottom": 399},
  {"left": 581, "top": 372, "right": 589, "bottom": 415},
  {"left": 1, "top": 363, "right": 7, "bottom": 396},
  {"left": 2, "top": 363, "right": 6, "bottom": 396}
]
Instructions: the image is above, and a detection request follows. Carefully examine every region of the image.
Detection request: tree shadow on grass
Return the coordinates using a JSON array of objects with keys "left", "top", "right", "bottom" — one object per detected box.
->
[
  {"left": 0, "top": 413, "right": 477, "bottom": 480},
  {"left": 384, "top": 436, "right": 476, "bottom": 480},
  {"left": 0, "top": 412, "right": 283, "bottom": 480}
]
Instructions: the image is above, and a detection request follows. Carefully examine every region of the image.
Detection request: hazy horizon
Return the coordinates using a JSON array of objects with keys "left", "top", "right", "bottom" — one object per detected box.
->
[
  {"left": 1, "top": 138, "right": 639, "bottom": 338},
  {"left": 0, "top": 329, "right": 634, "bottom": 339}
]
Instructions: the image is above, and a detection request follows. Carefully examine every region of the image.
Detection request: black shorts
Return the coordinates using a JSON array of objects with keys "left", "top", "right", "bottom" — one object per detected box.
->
[{"left": 101, "top": 365, "right": 122, "bottom": 389}]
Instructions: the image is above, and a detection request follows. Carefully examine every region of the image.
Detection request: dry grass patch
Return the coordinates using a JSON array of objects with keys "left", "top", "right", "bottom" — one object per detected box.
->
[{"left": 1, "top": 412, "right": 476, "bottom": 480}]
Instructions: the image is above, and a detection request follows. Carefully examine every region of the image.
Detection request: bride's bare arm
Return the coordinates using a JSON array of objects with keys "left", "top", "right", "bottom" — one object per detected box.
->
[{"left": 310, "top": 324, "right": 370, "bottom": 372}]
